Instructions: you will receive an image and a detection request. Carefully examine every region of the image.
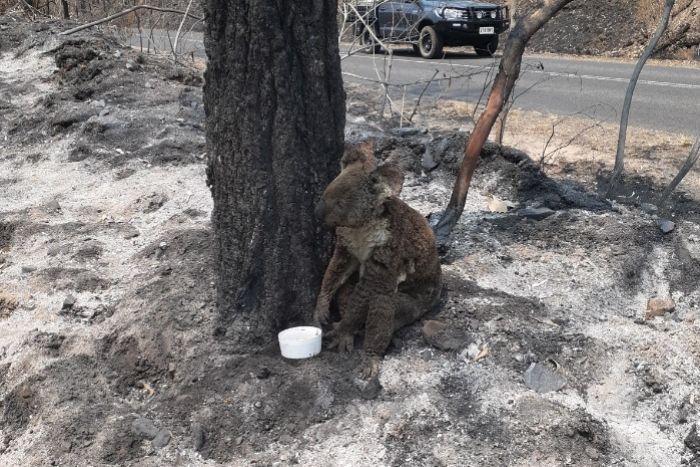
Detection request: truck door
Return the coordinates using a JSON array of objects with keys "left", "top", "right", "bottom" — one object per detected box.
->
[
  {"left": 398, "top": 0, "right": 422, "bottom": 41},
  {"left": 378, "top": 0, "right": 421, "bottom": 41},
  {"left": 376, "top": 1, "right": 401, "bottom": 40}
]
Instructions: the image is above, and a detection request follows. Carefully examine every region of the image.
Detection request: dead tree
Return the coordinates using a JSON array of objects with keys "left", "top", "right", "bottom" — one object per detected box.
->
[
  {"left": 60, "top": 0, "right": 69, "bottom": 18},
  {"left": 433, "top": 0, "right": 575, "bottom": 244},
  {"left": 204, "top": 1, "right": 345, "bottom": 346},
  {"left": 659, "top": 137, "right": 700, "bottom": 209},
  {"left": 606, "top": 0, "right": 676, "bottom": 196}
]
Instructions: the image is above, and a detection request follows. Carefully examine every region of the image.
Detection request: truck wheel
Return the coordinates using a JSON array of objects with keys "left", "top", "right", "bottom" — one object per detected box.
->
[
  {"left": 360, "top": 28, "right": 381, "bottom": 54},
  {"left": 475, "top": 37, "right": 498, "bottom": 57},
  {"left": 418, "top": 25, "right": 443, "bottom": 59}
]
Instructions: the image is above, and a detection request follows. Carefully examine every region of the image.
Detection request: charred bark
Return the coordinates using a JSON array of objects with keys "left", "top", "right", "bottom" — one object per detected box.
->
[
  {"left": 204, "top": 1, "right": 346, "bottom": 347},
  {"left": 434, "top": 0, "right": 575, "bottom": 245}
]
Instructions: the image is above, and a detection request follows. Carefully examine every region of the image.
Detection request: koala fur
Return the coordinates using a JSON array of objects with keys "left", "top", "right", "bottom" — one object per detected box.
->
[{"left": 314, "top": 141, "right": 441, "bottom": 377}]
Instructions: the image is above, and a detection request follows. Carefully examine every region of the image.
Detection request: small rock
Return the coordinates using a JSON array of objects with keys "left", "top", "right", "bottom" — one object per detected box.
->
[
  {"left": 256, "top": 367, "right": 271, "bottom": 380},
  {"left": 523, "top": 362, "right": 567, "bottom": 393},
  {"left": 19, "top": 385, "right": 32, "bottom": 399},
  {"left": 389, "top": 127, "right": 424, "bottom": 137},
  {"left": 640, "top": 203, "right": 658, "bottom": 213},
  {"left": 358, "top": 376, "right": 383, "bottom": 400},
  {"left": 585, "top": 446, "right": 600, "bottom": 460},
  {"left": 159, "top": 241, "right": 168, "bottom": 250},
  {"left": 235, "top": 436, "right": 243, "bottom": 445},
  {"left": 44, "top": 200, "right": 61, "bottom": 213},
  {"left": 422, "top": 320, "right": 471, "bottom": 351},
  {"left": 421, "top": 147, "right": 440, "bottom": 172},
  {"left": 62, "top": 295, "right": 76, "bottom": 311},
  {"left": 658, "top": 219, "right": 675, "bottom": 234},
  {"left": 645, "top": 297, "right": 675, "bottom": 320},
  {"left": 390, "top": 337, "right": 404, "bottom": 352},
  {"left": 254, "top": 401, "right": 262, "bottom": 409},
  {"left": 21, "top": 265, "right": 37, "bottom": 274},
  {"left": 152, "top": 430, "right": 171, "bottom": 449},
  {"left": 192, "top": 422, "right": 206, "bottom": 451},
  {"left": 685, "top": 424, "right": 700, "bottom": 453},
  {"left": 99, "top": 108, "right": 110, "bottom": 117},
  {"left": 465, "top": 342, "right": 481, "bottom": 360},
  {"left": 125, "top": 60, "right": 139, "bottom": 71},
  {"left": 518, "top": 207, "right": 555, "bottom": 221},
  {"left": 132, "top": 417, "right": 159, "bottom": 440}
]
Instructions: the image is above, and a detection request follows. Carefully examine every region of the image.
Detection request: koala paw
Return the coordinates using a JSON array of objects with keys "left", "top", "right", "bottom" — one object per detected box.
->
[
  {"left": 326, "top": 327, "right": 354, "bottom": 353},
  {"left": 313, "top": 300, "right": 330, "bottom": 326},
  {"left": 359, "top": 354, "right": 381, "bottom": 380}
]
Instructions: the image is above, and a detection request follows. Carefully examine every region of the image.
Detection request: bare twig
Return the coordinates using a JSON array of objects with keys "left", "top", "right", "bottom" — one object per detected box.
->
[
  {"left": 408, "top": 69, "right": 439, "bottom": 123},
  {"left": 659, "top": 137, "right": 700, "bottom": 208},
  {"left": 59, "top": 5, "right": 203, "bottom": 35},
  {"left": 538, "top": 104, "right": 614, "bottom": 167}
]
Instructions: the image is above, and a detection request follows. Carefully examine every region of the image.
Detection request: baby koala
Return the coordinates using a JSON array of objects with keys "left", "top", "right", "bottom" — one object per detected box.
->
[{"left": 314, "top": 141, "right": 441, "bottom": 378}]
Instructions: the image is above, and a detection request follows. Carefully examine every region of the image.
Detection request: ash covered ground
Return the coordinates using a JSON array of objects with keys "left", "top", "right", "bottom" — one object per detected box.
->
[{"left": 1, "top": 16, "right": 700, "bottom": 466}]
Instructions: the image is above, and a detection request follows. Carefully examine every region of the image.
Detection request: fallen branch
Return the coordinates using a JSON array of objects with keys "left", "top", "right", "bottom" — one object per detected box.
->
[
  {"left": 59, "top": 5, "right": 203, "bottom": 35},
  {"left": 606, "top": 0, "right": 676, "bottom": 196}
]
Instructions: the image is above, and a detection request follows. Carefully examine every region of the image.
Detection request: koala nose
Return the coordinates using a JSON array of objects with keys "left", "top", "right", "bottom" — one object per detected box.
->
[{"left": 314, "top": 200, "right": 326, "bottom": 221}]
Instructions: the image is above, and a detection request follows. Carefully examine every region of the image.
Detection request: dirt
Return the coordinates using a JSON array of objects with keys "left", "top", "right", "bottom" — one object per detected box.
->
[
  {"left": 512, "top": 0, "right": 700, "bottom": 60},
  {"left": 1, "top": 15, "right": 700, "bottom": 467}
]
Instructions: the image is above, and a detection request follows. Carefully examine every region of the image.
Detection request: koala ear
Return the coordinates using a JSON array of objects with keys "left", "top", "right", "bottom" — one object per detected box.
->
[
  {"left": 369, "top": 163, "right": 405, "bottom": 205},
  {"left": 373, "top": 163, "right": 405, "bottom": 197},
  {"left": 341, "top": 140, "right": 376, "bottom": 171}
]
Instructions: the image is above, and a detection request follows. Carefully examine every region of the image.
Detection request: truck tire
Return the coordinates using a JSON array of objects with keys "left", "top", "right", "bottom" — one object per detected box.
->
[
  {"left": 475, "top": 37, "right": 498, "bottom": 57},
  {"left": 360, "top": 28, "right": 381, "bottom": 54},
  {"left": 418, "top": 25, "right": 443, "bottom": 59}
]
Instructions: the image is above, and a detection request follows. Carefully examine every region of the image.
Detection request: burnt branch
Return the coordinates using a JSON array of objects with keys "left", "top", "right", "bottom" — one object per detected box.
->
[{"left": 59, "top": 5, "right": 203, "bottom": 35}]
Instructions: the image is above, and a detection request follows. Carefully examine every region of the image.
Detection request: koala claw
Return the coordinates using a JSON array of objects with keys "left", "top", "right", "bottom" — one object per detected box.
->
[
  {"left": 359, "top": 354, "right": 381, "bottom": 380},
  {"left": 314, "top": 303, "right": 330, "bottom": 326},
  {"left": 329, "top": 333, "right": 354, "bottom": 353}
]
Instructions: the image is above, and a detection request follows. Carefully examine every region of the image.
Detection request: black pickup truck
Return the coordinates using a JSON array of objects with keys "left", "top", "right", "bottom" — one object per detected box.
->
[{"left": 349, "top": 0, "right": 510, "bottom": 58}]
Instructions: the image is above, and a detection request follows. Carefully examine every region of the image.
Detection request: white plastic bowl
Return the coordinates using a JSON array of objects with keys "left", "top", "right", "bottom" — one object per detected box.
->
[{"left": 278, "top": 326, "right": 322, "bottom": 359}]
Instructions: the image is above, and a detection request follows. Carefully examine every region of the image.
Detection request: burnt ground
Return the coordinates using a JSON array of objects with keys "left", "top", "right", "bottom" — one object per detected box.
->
[
  {"left": 513, "top": 0, "right": 700, "bottom": 60},
  {"left": 1, "top": 16, "right": 700, "bottom": 467}
]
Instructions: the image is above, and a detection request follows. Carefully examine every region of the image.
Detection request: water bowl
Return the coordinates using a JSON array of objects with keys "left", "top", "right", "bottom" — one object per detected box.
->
[{"left": 278, "top": 326, "right": 322, "bottom": 359}]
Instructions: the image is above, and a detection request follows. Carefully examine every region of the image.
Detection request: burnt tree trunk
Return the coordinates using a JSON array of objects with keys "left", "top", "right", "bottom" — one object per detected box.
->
[
  {"left": 204, "top": 1, "right": 346, "bottom": 346},
  {"left": 434, "top": 0, "right": 575, "bottom": 244},
  {"left": 61, "top": 0, "right": 69, "bottom": 18}
]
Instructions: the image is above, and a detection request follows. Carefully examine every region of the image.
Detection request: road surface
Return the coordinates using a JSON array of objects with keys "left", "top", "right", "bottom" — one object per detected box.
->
[{"left": 129, "top": 30, "right": 699, "bottom": 136}]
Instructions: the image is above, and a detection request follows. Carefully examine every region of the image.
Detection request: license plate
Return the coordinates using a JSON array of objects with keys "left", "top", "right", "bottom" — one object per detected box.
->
[{"left": 479, "top": 27, "right": 495, "bottom": 34}]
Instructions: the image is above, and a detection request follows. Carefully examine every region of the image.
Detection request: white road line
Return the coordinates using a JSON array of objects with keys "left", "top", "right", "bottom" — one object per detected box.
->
[{"left": 345, "top": 55, "right": 700, "bottom": 90}]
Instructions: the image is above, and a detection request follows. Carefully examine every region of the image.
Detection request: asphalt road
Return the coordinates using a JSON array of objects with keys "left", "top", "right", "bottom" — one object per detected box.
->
[{"left": 130, "top": 30, "right": 699, "bottom": 136}]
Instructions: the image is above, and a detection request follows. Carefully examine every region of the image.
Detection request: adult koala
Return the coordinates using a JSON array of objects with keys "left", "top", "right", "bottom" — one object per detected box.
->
[{"left": 314, "top": 141, "right": 441, "bottom": 378}]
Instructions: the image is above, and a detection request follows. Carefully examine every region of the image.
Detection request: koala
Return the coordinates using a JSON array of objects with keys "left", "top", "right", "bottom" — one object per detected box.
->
[{"left": 314, "top": 141, "right": 442, "bottom": 378}]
